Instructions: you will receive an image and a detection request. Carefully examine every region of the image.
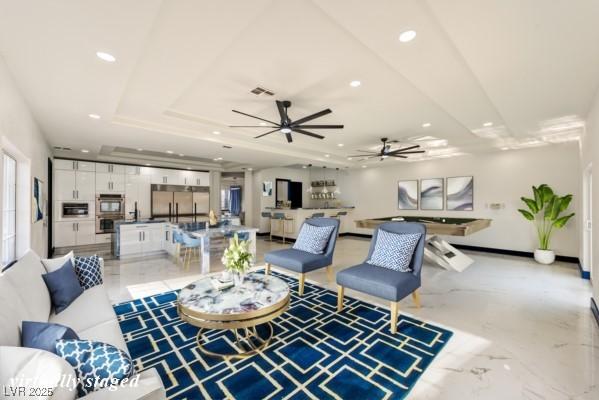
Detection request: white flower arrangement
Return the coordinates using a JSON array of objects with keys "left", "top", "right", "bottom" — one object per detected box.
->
[{"left": 221, "top": 233, "right": 252, "bottom": 274}]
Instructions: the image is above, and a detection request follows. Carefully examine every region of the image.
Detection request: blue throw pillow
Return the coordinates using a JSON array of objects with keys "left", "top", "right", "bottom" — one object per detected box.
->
[
  {"left": 42, "top": 259, "right": 83, "bottom": 314},
  {"left": 293, "top": 223, "right": 335, "bottom": 254},
  {"left": 21, "top": 321, "right": 78, "bottom": 354},
  {"left": 56, "top": 339, "right": 134, "bottom": 397},
  {"left": 75, "top": 255, "right": 103, "bottom": 290},
  {"left": 367, "top": 230, "right": 422, "bottom": 272}
]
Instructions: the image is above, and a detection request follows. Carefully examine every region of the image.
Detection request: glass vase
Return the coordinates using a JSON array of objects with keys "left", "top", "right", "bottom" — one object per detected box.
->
[{"left": 233, "top": 271, "right": 245, "bottom": 287}]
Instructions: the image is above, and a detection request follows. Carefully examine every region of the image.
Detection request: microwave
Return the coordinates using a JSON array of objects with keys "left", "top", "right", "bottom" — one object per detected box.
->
[
  {"left": 96, "top": 194, "right": 124, "bottom": 215},
  {"left": 62, "top": 202, "right": 89, "bottom": 218}
]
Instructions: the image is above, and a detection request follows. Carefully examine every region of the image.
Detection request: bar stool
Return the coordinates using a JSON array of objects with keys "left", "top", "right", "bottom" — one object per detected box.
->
[
  {"left": 181, "top": 232, "right": 202, "bottom": 271},
  {"left": 172, "top": 230, "right": 186, "bottom": 266},
  {"left": 262, "top": 212, "right": 275, "bottom": 242},
  {"left": 332, "top": 211, "right": 347, "bottom": 237},
  {"left": 311, "top": 212, "right": 325, "bottom": 218}
]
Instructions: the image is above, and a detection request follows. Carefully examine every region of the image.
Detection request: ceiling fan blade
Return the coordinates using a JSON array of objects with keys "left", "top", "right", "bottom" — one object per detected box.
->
[
  {"left": 293, "top": 124, "right": 344, "bottom": 129},
  {"left": 285, "top": 132, "right": 293, "bottom": 143},
  {"left": 254, "top": 128, "right": 280, "bottom": 139},
  {"left": 347, "top": 153, "right": 376, "bottom": 157},
  {"left": 276, "top": 100, "right": 289, "bottom": 125},
  {"left": 390, "top": 145, "right": 421, "bottom": 153},
  {"left": 393, "top": 150, "right": 426, "bottom": 154},
  {"left": 355, "top": 150, "right": 376, "bottom": 153},
  {"left": 292, "top": 128, "right": 324, "bottom": 139},
  {"left": 387, "top": 140, "right": 400, "bottom": 143},
  {"left": 229, "top": 125, "right": 278, "bottom": 128},
  {"left": 232, "top": 109, "right": 278, "bottom": 125},
  {"left": 291, "top": 109, "right": 332, "bottom": 126}
]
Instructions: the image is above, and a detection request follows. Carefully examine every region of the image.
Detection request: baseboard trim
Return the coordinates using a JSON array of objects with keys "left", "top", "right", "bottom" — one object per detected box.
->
[
  {"left": 340, "top": 232, "right": 372, "bottom": 239},
  {"left": 591, "top": 298, "right": 599, "bottom": 329}
]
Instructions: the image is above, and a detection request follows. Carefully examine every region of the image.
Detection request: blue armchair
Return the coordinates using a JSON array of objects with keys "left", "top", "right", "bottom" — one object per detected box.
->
[
  {"left": 336, "top": 222, "right": 426, "bottom": 334},
  {"left": 264, "top": 217, "right": 340, "bottom": 296}
]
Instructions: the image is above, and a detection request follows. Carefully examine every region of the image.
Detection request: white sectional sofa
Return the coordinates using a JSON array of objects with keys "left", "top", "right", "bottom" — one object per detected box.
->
[{"left": 0, "top": 250, "right": 166, "bottom": 399}]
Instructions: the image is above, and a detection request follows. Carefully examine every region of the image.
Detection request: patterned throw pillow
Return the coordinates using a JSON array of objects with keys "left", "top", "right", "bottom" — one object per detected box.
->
[
  {"left": 293, "top": 223, "right": 335, "bottom": 254},
  {"left": 367, "top": 230, "right": 422, "bottom": 272},
  {"left": 56, "top": 339, "right": 134, "bottom": 397},
  {"left": 75, "top": 255, "right": 103, "bottom": 290}
]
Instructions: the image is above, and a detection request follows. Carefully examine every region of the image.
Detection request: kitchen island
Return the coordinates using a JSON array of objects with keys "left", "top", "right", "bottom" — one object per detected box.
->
[{"left": 261, "top": 207, "right": 354, "bottom": 239}]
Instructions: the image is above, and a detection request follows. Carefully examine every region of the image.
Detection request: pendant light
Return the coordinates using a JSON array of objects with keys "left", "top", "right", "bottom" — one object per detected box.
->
[
  {"left": 306, "top": 164, "right": 313, "bottom": 193},
  {"left": 334, "top": 167, "right": 341, "bottom": 195},
  {"left": 322, "top": 166, "right": 329, "bottom": 194}
]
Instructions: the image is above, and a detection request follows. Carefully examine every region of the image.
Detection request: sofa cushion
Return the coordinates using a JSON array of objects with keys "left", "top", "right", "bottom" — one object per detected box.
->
[
  {"left": 78, "top": 319, "right": 130, "bottom": 356},
  {"left": 292, "top": 223, "right": 335, "bottom": 254},
  {"left": 264, "top": 248, "right": 331, "bottom": 273},
  {"left": 3, "top": 250, "right": 51, "bottom": 323},
  {"left": 367, "top": 230, "right": 422, "bottom": 272},
  {"left": 75, "top": 255, "right": 103, "bottom": 290},
  {"left": 0, "top": 276, "right": 32, "bottom": 346},
  {"left": 41, "top": 251, "right": 75, "bottom": 273},
  {"left": 49, "top": 285, "right": 117, "bottom": 333},
  {"left": 336, "top": 263, "right": 420, "bottom": 301},
  {"left": 42, "top": 259, "right": 84, "bottom": 314},
  {"left": 56, "top": 339, "right": 134, "bottom": 397},
  {"left": 0, "top": 346, "right": 77, "bottom": 400},
  {"left": 22, "top": 321, "right": 79, "bottom": 354}
]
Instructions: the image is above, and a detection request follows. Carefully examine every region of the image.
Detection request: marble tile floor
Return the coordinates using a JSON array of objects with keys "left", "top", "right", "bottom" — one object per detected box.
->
[{"left": 103, "top": 237, "right": 599, "bottom": 399}]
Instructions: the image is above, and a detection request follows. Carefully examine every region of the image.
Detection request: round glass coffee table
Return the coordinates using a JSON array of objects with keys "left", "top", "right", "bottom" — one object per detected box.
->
[{"left": 177, "top": 272, "right": 289, "bottom": 359}]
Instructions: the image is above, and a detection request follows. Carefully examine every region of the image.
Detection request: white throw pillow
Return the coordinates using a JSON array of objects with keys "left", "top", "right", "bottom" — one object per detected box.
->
[
  {"left": 41, "top": 251, "right": 75, "bottom": 273},
  {"left": 292, "top": 224, "right": 335, "bottom": 254}
]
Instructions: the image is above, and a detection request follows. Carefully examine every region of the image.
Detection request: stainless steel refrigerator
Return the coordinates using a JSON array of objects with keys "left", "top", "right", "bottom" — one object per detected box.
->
[{"left": 151, "top": 184, "right": 209, "bottom": 222}]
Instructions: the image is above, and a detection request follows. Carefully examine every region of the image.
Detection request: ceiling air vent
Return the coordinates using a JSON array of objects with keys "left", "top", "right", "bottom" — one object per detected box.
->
[
  {"left": 250, "top": 86, "right": 275, "bottom": 96},
  {"left": 223, "top": 145, "right": 232, "bottom": 149},
  {"left": 53, "top": 146, "right": 72, "bottom": 151}
]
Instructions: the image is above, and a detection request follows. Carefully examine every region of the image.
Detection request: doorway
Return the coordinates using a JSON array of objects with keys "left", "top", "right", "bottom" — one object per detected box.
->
[{"left": 582, "top": 163, "right": 592, "bottom": 278}]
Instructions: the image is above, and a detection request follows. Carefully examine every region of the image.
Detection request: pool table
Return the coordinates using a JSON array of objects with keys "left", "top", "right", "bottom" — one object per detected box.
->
[{"left": 355, "top": 216, "right": 492, "bottom": 236}]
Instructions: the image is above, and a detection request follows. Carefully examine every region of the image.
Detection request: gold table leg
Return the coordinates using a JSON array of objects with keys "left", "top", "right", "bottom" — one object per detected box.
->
[{"left": 196, "top": 322, "right": 274, "bottom": 359}]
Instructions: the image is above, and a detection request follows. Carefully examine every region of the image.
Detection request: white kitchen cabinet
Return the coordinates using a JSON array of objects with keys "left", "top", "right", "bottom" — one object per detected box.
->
[
  {"left": 54, "top": 170, "right": 95, "bottom": 201},
  {"left": 95, "top": 233, "right": 113, "bottom": 244},
  {"left": 96, "top": 172, "right": 125, "bottom": 194},
  {"left": 126, "top": 166, "right": 141, "bottom": 175},
  {"left": 96, "top": 163, "right": 125, "bottom": 174},
  {"left": 125, "top": 173, "right": 151, "bottom": 218},
  {"left": 54, "top": 159, "right": 95, "bottom": 172},
  {"left": 163, "top": 226, "right": 177, "bottom": 257},
  {"left": 54, "top": 220, "right": 96, "bottom": 247},
  {"left": 118, "top": 223, "right": 165, "bottom": 257},
  {"left": 151, "top": 168, "right": 179, "bottom": 185}
]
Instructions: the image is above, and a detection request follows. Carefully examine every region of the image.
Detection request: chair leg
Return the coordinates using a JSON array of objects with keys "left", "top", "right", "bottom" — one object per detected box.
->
[
  {"left": 265, "top": 263, "right": 271, "bottom": 275},
  {"left": 412, "top": 290, "right": 421, "bottom": 308},
  {"left": 326, "top": 266, "right": 333, "bottom": 283},
  {"left": 298, "top": 273, "right": 305, "bottom": 296},
  {"left": 390, "top": 301, "right": 399, "bottom": 334},
  {"left": 337, "top": 286, "right": 344, "bottom": 312}
]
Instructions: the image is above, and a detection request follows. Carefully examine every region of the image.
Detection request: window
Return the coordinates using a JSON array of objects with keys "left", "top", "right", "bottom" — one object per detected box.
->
[
  {"left": 220, "top": 188, "right": 231, "bottom": 211},
  {"left": 2, "top": 153, "right": 17, "bottom": 266}
]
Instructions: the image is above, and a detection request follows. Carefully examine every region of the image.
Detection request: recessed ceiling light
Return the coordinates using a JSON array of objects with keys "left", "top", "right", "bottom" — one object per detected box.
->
[
  {"left": 212, "top": 131, "right": 221, "bottom": 135},
  {"left": 179, "top": 154, "right": 184, "bottom": 157},
  {"left": 81, "top": 149, "right": 89, "bottom": 153},
  {"left": 280, "top": 128, "right": 292, "bottom": 134},
  {"left": 166, "top": 150, "right": 174, "bottom": 154},
  {"left": 337, "top": 143, "right": 344, "bottom": 147},
  {"left": 500, "top": 147, "right": 510, "bottom": 151},
  {"left": 483, "top": 122, "right": 493, "bottom": 127},
  {"left": 145, "top": 163, "right": 152, "bottom": 166},
  {"left": 362, "top": 165, "right": 367, "bottom": 168},
  {"left": 349, "top": 80, "right": 361, "bottom": 88},
  {"left": 96, "top": 51, "right": 116, "bottom": 63},
  {"left": 347, "top": 157, "right": 353, "bottom": 160},
  {"left": 186, "top": 167, "right": 191, "bottom": 170},
  {"left": 213, "top": 157, "right": 223, "bottom": 161},
  {"left": 247, "top": 168, "right": 253, "bottom": 171},
  {"left": 259, "top": 122, "right": 267, "bottom": 126},
  {"left": 399, "top": 30, "right": 417, "bottom": 43},
  {"left": 136, "top": 148, "right": 143, "bottom": 151},
  {"left": 88, "top": 113, "right": 100, "bottom": 119},
  {"left": 422, "top": 122, "right": 431, "bottom": 128},
  {"left": 302, "top": 165, "right": 307, "bottom": 169},
  {"left": 324, "top": 154, "right": 330, "bottom": 157}
]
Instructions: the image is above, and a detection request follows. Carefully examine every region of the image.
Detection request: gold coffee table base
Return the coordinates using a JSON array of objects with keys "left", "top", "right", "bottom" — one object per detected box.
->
[{"left": 196, "top": 322, "right": 273, "bottom": 359}]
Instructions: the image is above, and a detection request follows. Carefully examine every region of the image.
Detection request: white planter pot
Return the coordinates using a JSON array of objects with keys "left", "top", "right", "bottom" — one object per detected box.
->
[{"left": 534, "top": 249, "right": 555, "bottom": 265}]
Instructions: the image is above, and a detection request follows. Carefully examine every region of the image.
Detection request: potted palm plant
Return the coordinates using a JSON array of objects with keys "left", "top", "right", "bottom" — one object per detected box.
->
[
  {"left": 221, "top": 233, "right": 252, "bottom": 286},
  {"left": 518, "top": 184, "right": 575, "bottom": 264}
]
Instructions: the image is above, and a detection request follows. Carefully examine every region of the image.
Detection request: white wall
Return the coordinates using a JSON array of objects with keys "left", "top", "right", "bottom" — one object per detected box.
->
[
  {"left": 0, "top": 58, "right": 50, "bottom": 259},
  {"left": 581, "top": 90, "right": 599, "bottom": 303},
  {"left": 339, "top": 143, "right": 580, "bottom": 257}
]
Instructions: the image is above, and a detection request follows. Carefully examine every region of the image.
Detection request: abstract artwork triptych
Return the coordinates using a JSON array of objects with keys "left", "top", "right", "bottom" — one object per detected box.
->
[{"left": 398, "top": 176, "right": 473, "bottom": 211}]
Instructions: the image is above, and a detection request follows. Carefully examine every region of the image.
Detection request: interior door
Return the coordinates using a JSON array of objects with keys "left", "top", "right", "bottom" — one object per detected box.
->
[{"left": 289, "top": 181, "right": 303, "bottom": 209}]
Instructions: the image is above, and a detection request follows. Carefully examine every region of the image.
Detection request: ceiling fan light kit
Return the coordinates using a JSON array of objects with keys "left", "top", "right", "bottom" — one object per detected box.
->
[{"left": 230, "top": 100, "right": 344, "bottom": 143}]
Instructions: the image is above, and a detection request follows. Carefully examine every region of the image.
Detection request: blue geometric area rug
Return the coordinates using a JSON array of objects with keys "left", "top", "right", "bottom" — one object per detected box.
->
[{"left": 113, "top": 271, "right": 453, "bottom": 399}]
